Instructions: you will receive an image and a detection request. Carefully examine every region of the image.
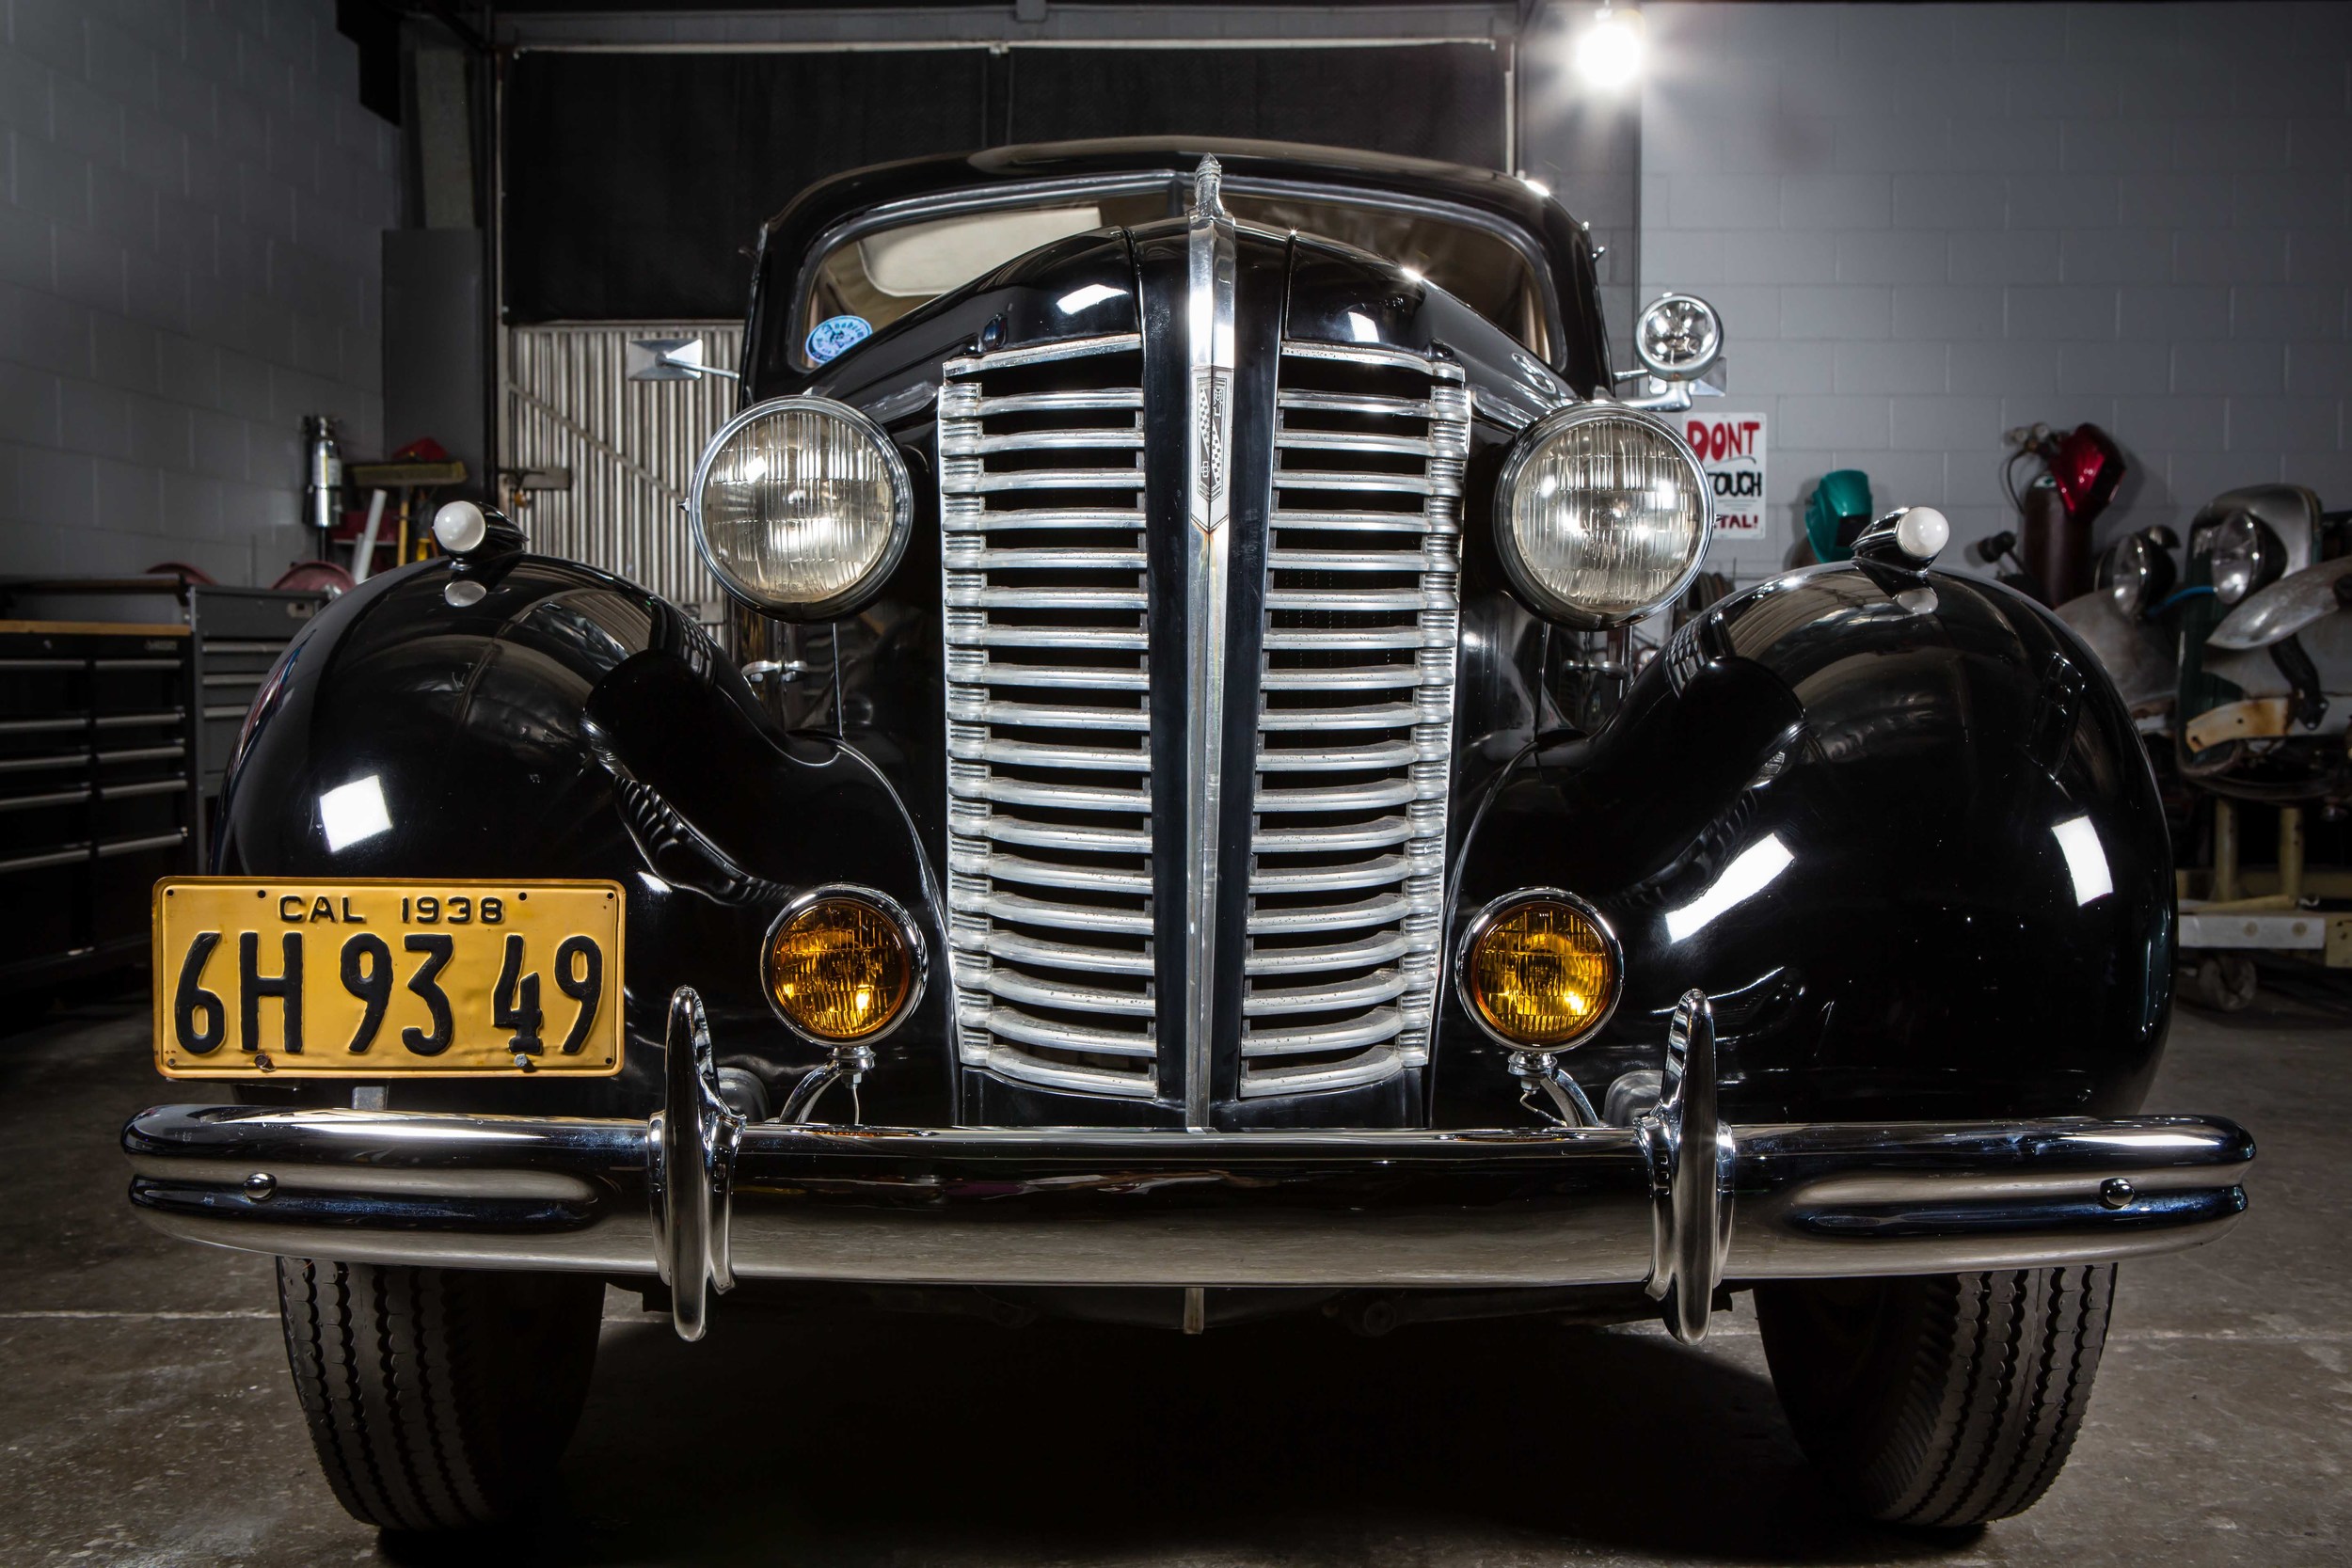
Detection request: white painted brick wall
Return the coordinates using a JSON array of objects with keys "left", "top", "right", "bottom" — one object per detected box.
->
[
  {"left": 1643, "top": 1, "right": 2351, "bottom": 583},
  {"left": 0, "top": 0, "right": 398, "bottom": 583}
]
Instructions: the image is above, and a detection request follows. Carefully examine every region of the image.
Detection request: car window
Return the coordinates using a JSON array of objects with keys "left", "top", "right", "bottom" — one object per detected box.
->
[
  {"left": 797, "top": 189, "right": 1555, "bottom": 364},
  {"left": 801, "top": 193, "right": 1171, "bottom": 353}
]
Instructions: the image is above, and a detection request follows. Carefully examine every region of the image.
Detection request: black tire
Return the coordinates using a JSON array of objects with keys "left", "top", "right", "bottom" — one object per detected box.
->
[
  {"left": 1756, "top": 1265, "right": 2115, "bottom": 1527},
  {"left": 274, "top": 1259, "right": 603, "bottom": 1531}
]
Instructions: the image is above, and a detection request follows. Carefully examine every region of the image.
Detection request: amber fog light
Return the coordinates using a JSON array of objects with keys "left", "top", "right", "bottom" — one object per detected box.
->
[
  {"left": 763, "top": 890, "right": 922, "bottom": 1043},
  {"left": 1457, "top": 891, "right": 1622, "bottom": 1048}
]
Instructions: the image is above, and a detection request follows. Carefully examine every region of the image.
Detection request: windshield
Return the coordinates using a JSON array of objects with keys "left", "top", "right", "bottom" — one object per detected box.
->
[{"left": 795, "top": 185, "right": 1556, "bottom": 365}]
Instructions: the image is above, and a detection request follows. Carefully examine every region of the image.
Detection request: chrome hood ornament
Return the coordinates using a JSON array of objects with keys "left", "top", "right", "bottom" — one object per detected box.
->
[{"left": 1185, "top": 157, "right": 1236, "bottom": 531}]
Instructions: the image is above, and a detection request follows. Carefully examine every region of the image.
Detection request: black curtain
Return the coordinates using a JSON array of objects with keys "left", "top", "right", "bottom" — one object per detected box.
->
[
  {"left": 502, "top": 43, "right": 1509, "bottom": 322},
  {"left": 1005, "top": 46, "right": 1502, "bottom": 163},
  {"left": 503, "top": 52, "right": 993, "bottom": 321}
]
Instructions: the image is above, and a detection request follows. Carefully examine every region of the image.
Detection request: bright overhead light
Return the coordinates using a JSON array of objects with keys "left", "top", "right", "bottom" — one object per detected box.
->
[{"left": 1577, "top": 4, "right": 1645, "bottom": 90}]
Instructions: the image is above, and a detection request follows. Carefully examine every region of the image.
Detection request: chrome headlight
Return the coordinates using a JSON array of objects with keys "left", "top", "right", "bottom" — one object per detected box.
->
[
  {"left": 1493, "top": 406, "right": 1713, "bottom": 628},
  {"left": 689, "top": 397, "right": 912, "bottom": 619},
  {"left": 1633, "top": 293, "right": 1724, "bottom": 381},
  {"left": 2099, "top": 531, "right": 2173, "bottom": 615},
  {"left": 2207, "top": 514, "right": 2275, "bottom": 607}
]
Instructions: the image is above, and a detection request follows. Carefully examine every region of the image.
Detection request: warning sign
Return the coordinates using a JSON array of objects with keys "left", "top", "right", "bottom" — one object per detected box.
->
[{"left": 1686, "top": 415, "right": 1767, "bottom": 535}]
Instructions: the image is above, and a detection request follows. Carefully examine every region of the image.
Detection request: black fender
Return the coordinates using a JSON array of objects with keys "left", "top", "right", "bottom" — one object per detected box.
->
[
  {"left": 1438, "top": 562, "right": 2172, "bottom": 1127},
  {"left": 215, "top": 554, "right": 952, "bottom": 1123}
]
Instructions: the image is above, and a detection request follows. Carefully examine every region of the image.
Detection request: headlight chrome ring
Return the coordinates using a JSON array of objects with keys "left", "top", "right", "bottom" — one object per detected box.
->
[
  {"left": 1634, "top": 293, "right": 1724, "bottom": 382},
  {"left": 1454, "top": 888, "right": 1625, "bottom": 1051},
  {"left": 1492, "top": 404, "right": 1715, "bottom": 630},
  {"left": 689, "top": 396, "right": 914, "bottom": 621},
  {"left": 760, "top": 884, "right": 929, "bottom": 1047},
  {"left": 2205, "top": 513, "right": 2276, "bottom": 608}
]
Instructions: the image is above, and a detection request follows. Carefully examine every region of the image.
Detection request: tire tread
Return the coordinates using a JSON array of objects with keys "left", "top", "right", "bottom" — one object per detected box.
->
[
  {"left": 1758, "top": 1263, "right": 2116, "bottom": 1528},
  {"left": 271, "top": 1258, "right": 599, "bottom": 1532}
]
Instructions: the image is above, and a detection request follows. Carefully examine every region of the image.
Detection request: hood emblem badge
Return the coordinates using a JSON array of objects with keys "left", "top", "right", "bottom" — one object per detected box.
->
[
  {"left": 1194, "top": 372, "right": 1229, "bottom": 503},
  {"left": 1185, "top": 157, "right": 1237, "bottom": 537}
]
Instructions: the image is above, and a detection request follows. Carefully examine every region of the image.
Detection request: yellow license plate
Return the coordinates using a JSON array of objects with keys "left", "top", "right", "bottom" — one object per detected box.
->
[{"left": 152, "top": 879, "right": 626, "bottom": 1078}]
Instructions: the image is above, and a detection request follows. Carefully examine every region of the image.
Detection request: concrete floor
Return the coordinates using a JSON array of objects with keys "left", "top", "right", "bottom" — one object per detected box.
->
[{"left": 2, "top": 981, "right": 2344, "bottom": 1568}]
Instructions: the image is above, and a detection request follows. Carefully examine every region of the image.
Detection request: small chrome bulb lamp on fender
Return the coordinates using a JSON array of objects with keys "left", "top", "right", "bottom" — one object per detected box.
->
[
  {"left": 1850, "top": 506, "right": 1949, "bottom": 574},
  {"left": 431, "top": 499, "right": 526, "bottom": 562},
  {"left": 432, "top": 500, "right": 526, "bottom": 608}
]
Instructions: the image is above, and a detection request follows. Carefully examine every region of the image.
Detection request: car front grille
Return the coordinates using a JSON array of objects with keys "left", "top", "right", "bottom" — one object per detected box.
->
[
  {"left": 940, "top": 332, "right": 1158, "bottom": 1099},
  {"left": 1243, "top": 341, "right": 1469, "bottom": 1097},
  {"left": 938, "top": 329, "right": 1467, "bottom": 1109}
]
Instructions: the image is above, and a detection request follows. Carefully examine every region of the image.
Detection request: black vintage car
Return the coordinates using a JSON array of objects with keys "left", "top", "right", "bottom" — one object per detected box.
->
[{"left": 127, "top": 140, "right": 2250, "bottom": 1534}]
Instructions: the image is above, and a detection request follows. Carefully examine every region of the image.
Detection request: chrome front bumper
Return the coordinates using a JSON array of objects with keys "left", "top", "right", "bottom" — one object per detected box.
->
[{"left": 124, "top": 990, "right": 2254, "bottom": 1344}]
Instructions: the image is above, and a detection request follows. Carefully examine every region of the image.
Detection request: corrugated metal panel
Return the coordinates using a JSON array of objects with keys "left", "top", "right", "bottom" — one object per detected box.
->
[{"left": 503, "top": 323, "right": 741, "bottom": 641}]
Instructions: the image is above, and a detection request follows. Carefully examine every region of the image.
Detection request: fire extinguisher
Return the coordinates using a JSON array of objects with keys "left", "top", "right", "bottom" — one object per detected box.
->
[
  {"left": 1998, "top": 422, "right": 2125, "bottom": 605},
  {"left": 304, "top": 414, "right": 342, "bottom": 553}
]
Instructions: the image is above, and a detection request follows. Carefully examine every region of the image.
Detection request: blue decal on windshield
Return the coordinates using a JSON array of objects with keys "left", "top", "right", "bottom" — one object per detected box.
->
[{"left": 806, "top": 314, "right": 873, "bottom": 365}]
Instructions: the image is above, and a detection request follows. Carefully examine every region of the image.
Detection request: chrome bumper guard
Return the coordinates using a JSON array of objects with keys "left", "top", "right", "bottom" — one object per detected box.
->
[{"left": 125, "top": 989, "right": 2253, "bottom": 1344}]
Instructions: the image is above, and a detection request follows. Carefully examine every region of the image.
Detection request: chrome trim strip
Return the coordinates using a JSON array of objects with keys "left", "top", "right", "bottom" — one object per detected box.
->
[
  {"left": 969, "top": 388, "right": 1147, "bottom": 415},
  {"left": 122, "top": 1158, "right": 598, "bottom": 1203},
  {"left": 947, "top": 428, "right": 1148, "bottom": 454},
  {"left": 938, "top": 329, "right": 1142, "bottom": 370},
  {"left": 943, "top": 506, "right": 1145, "bottom": 531},
  {"left": 1182, "top": 156, "right": 1239, "bottom": 1129},
  {"left": 1277, "top": 339, "right": 1447, "bottom": 372}
]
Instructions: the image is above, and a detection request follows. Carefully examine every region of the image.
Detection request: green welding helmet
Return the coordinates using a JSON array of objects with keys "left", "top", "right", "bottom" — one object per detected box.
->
[{"left": 1805, "top": 469, "right": 1874, "bottom": 562}]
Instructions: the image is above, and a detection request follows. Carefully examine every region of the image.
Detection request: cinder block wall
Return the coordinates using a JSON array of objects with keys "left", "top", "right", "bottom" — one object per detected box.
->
[
  {"left": 1643, "top": 1, "right": 2351, "bottom": 583},
  {"left": 0, "top": 0, "right": 397, "bottom": 583}
]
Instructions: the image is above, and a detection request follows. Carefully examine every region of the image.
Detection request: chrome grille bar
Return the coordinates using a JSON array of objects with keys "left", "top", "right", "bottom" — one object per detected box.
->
[
  {"left": 1181, "top": 157, "right": 1240, "bottom": 1130},
  {"left": 1238, "top": 341, "right": 1468, "bottom": 1100},
  {"left": 940, "top": 332, "right": 1158, "bottom": 1101}
]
